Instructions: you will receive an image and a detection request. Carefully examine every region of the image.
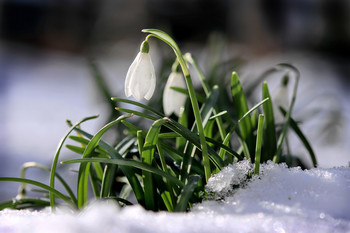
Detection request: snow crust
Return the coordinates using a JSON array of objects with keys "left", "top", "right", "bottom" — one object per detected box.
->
[{"left": 1, "top": 161, "right": 350, "bottom": 233}]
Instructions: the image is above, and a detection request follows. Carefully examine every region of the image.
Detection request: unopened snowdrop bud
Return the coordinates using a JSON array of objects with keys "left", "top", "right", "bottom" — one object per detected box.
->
[
  {"left": 125, "top": 40, "right": 156, "bottom": 101},
  {"left": 163, "top": 71, "right": 187, "bottom": 116}
]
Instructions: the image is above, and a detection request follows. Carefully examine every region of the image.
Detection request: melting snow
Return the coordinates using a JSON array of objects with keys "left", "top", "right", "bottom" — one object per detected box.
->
[{"left": 1, "top": 161, "right": 350, "bottom": 233}]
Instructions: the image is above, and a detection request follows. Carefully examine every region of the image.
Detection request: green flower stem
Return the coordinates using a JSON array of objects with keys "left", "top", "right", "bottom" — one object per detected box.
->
[
  {"left": 142, "top": 29, "right": 211, "bottom": 182},
  {"left": 183, "top": 73, "right": 211, "bottom": 181}
]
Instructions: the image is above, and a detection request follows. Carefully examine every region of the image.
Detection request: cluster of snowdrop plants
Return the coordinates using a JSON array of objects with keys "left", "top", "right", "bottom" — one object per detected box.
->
[{"left": 0, "top": 29, "right": 317, "bottom": 212}]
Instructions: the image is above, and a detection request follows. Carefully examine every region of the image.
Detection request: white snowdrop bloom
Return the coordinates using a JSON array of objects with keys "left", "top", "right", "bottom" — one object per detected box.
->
[
  {"left": 163, "top": 72, "right": 187, "bottom": 116},
  {"left": 125, "top": 41, "right": 156, "bottom": 101}
]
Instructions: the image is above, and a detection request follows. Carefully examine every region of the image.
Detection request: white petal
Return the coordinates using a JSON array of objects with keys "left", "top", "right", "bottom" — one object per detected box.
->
[
  {"left": 125, "top": 52, "right": 142, "bottom": 97},
  {"left": 143, "top": 55, "right": 156, "bottom": 100},
  {"left": 127, "top": 53, "right": 156, "bottom": 101},
  {"left": 163, "top": 72, "right": 187, "bottom": 116}
]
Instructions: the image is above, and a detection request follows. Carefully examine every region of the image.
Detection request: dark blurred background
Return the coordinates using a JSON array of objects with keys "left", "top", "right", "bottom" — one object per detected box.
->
[
  {"left": 0, "top": 0, "right": 349, "bottom": 201},
  {"left": 1, "top": 0, "right": 349, "bottom": 55}
]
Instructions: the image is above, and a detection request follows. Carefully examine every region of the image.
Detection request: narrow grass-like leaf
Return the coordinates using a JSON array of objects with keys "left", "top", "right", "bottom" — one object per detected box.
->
[
  {"left": 204, "top": 120, "right": 215, "bottom": 142},
  {"left": 219, "top": 132, "right": 233, "bottom": 162},
  {"left": 209, "top": 111, "right": 227, "bottom": 120},
  {"left": 89, "top": 167, "right": 101, "bottom": 198},
  {"left": 180, "top": 85, "right": 219, "bottom": 182},
  {"left": 254, "top": 114, "right": 264, "bottom": 174},
  {"left": 167, "top": 120, "right": 224, "bottom": 169},
  {"left": 92, "top": 162, "right": 104, "bottom": 180},
  {"left": 69, "top": 135, "right": 90, "bottom": 145},
  {"left": 176, "top": 103, "right": 188, "bottom": 151},
  {"left": 238, "top": 97, "right": 269, "bottom": 123},
  {"left": 50, "top": 115, "right": 98, "bottom": 211},
  {"left": 152, "top": 166, "right": 175, "bottom": 211},
  {"left": 205, "top": 137, "right": 243, "bottom": 161},
  {"left": 77, "top": 114, "right": 132, "bottom": 209},
  {"left": 100, "top": 165, "right": 115, "bottom": 198},
  {"left": 170, "top": 86, "right": 205, "bottom": 103},
  {"left": 111, "top": 97, "right": 164, "bottom": 118},
  {"left": 231, "top": 72, "right": 252, "bottom": 141},
  {"left": 238, "top": 137, "right": 251, "bottom": 160},
  {"left": 262, "top": 82, "right": 277, "bottom": 161},
  {"left": 0, "top": 198, "right": 51, "bottom": 210},
  {"left": 273, "top": 64, "right": 300, "bottom": 163},
  {"left": 62, "top": 158, "right": 184, "bottom": 188},
  {"left": 200, "top": 85, "right": 219, "bottom": 125},
  {"left": 114, "top": 136, "right": 136, "bottom": 154},
  {"left": 100, "top": 137, "right": 136, "bottom": 198},
  {"left": 0, "top": 177, "right": 74, "bottom": 207},
  {"left": 68, "top": 136, "right": 109, "bottom": 155},
  {"left": 121, "top": 120, "right": 141, "bottom": 136},
  {"left": 280, "top": 107, "right": 317, "bottom": 167},
  {"left": 115, "top": 107, "right": 158, "bottom": 121},
  {"left": 142, "top": 118, "right": 168, "bottom": 210},
  {"left": 66, "top": 145, "right": 109, "bottom": 158},
  {"left": 64, "top": 124, "right": 144, "bottom": 204},
  {"left": 185, "top": 53, "right": 227, "bottom": 140},
  {"left": 66, "top": 145, "right": 85, "bottom": 154},
  {"left": 158, "top": 132, "right": 180, "bottom": 139},
  {"left": 19, "top": 162, "right": 77, "bottom": 206},
  {"left": 175, "top": 175, "right": 201, "bottom": 212},
  {"left": 137, "top": 130, "right": 144, "bottom": 154},
  {"left": 157, "top": 144, "right": 176, "bottom": 210},
  {"left": 158, "top": 141, "right": 183, "bottom": 163},
  {"left": 251, "top": 110, "right": 258, "bottom": 129}
]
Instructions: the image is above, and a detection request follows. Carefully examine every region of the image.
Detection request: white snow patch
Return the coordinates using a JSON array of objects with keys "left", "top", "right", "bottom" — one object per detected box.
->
[
  {"left": 1, "top": 161, "right": 350, "bottom": 233},
  {"left": 205, "top": 159, "right": 253, "bottom": 199}
]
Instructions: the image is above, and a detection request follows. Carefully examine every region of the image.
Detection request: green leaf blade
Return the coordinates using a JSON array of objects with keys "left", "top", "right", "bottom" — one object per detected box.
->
[{"left": 262, "top": 82, "right": 277, "bottom": 161}]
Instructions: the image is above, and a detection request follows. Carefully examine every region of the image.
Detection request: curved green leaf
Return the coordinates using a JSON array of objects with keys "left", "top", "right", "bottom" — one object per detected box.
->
[
  {"left": 262, "top": 82, "right": 277, "bottom": 161},
  {"left": 0, "top": 198, "right": 51, "bottom": 210},
  {"left": 19, "top": 162, "right": 77, "bottom": 206},
  {"left": 142, "top": 118, "right": 168, "bottom": 210},
  {"left": 231, "top": 72, "right": 252, "bottom": 140},
  {"left": 273, "top": 64, "right": 300, "bottom": 163},
  {"left": 61, "top": 158, "right": 184, "bottom": 188},
  {"left": 254, "top": 114, "right": 264, "bottom": 174},
  {"left": 0, "top": 177, "right": 74, "bottom": 207},
  {"left": 175, "top": 175, "right": 201, "bottom": 212},
  {"left": 77, "top": 114, "right": 132, "bottom": 208},
  {"left": 280, "top": 107, "right": 317, "bottom": 167},
  {"left": 50, "top": 115, "right": 98, "bottom": 210},
  {"left": 63, "top": 124, "right": 145, "bottom": 204}
]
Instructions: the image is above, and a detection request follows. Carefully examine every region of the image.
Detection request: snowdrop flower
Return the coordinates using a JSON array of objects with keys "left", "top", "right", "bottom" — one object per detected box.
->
[
  {"left": 163, "top": 71, "right": 187, "bottom": 116},
  {"left": 125, "top": 41, "right": 156, "bottom": 101}
]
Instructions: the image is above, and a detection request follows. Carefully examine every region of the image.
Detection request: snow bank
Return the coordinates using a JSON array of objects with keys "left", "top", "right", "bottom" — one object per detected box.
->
[{"left": 1, "top": 161, "right": 350, "bottom": 233}]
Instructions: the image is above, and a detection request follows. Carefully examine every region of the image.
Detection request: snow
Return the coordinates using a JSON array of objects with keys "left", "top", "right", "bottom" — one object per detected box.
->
[{"left": 1, "top": 161, "right": 349, "bottom": 233}]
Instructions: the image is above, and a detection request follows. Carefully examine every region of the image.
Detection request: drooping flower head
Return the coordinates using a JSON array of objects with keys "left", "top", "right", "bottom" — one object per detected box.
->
[
  {"left": 125, "top": 40, "right": 156, "bottom": 101},
  {"left": 163, "top": 71, "right": 187, "bottom": 116}
]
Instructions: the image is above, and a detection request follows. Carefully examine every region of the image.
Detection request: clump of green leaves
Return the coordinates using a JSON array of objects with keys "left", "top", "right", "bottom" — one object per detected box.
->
[{"left": 0, "top": 29, "right": 316, "bottom": 212}]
